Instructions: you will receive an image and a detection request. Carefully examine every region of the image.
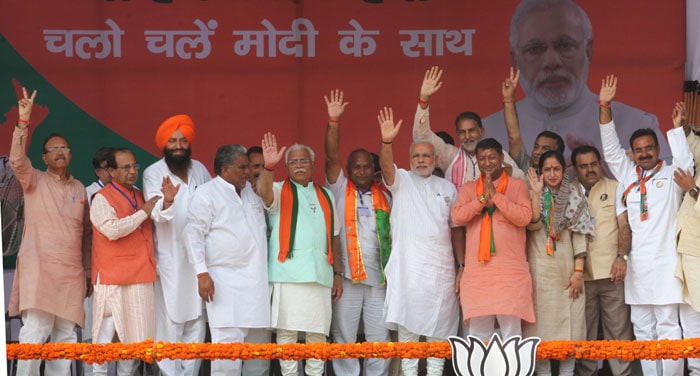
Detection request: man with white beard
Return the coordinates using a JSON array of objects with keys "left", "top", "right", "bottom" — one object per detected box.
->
[{"left": 483, "top": 0, "right": 670, "bottom": 166}]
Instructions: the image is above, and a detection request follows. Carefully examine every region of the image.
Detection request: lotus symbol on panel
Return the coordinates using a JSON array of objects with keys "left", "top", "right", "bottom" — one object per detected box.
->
[{"left": 449, "top": 334, "right": 540, "bottom": 376}]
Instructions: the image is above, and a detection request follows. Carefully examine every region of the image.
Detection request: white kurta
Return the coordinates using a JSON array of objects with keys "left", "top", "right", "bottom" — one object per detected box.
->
[
  {"left": 600, "top": 121, "right": 692, "bottom": 305},
  {"left": 143, "top": 158, "right": 212, "bottom": 323},
  {"left": 86, "top": 180, "right": 103, "bottom": 204},
  {"left": 326, "top": 171, "right": 387, "bottom": 287},
  {"left": 184, "top": 177, "right": 270, "bottom": 329},
  {"left": 383, "top": 168, "right": 460, "bottom": 339}
]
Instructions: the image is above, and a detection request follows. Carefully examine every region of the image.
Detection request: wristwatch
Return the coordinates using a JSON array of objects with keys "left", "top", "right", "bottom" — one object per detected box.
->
[
  {"left": 689, "top": 186, "right": 699, "bottom": 200},
  {"left": 617, "top": 253, "right": 628, "bottom": 261},
  {"left": 334, "top": 271, "right": 344, "bottom": 277},
  {"left": 478, "top": 195, "right": 488, "bottom": 205}
]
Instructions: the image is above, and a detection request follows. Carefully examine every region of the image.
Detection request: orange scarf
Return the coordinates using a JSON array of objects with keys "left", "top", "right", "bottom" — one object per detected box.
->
[
  {"left": 344, "top": 181, "right": 391, "bottom": 283},
  {"left": 278, "top": 179, "right": 334, "bottom": 264},
  {"left": 476, "top": 171, "right": 508, "bottom": 263},
  {"left": 621, "top": 161, "right": 662, "bottom": 221}
]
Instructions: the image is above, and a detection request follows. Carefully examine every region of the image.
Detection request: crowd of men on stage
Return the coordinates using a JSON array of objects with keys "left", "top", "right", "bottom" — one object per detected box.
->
[{"left": 7, "top": 1, "right": 700, "bottom": 375}]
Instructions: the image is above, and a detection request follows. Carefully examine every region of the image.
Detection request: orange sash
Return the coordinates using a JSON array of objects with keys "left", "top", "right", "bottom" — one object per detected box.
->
[
  {"left": 344, "top": 181, "right": 391, "bottom": 283},
  {"left": 278, "top": 179, "right": 334, "bottom": 264},
  {"left": 476, "top": 171, "right": 508, "bottom": 263}
]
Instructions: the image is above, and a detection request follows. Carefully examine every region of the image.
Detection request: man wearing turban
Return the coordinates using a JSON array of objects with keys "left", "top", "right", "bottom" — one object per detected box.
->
[{"left": 143, "top": 114, "right": 212, "bottom": 376}]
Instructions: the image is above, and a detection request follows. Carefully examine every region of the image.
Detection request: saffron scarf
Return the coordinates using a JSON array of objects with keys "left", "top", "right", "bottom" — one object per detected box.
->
[
  {"left": 476, "top": 170, "right": 508, "bottom": 263},
  {"left": 621, "top": 161, "right": 663, "bottom": 221},
  {"left": 278, "top": 179, "right": 334, "bottom": 264},
  {"left": 344, "top": 181, "right": 391, "bottom": 284}
]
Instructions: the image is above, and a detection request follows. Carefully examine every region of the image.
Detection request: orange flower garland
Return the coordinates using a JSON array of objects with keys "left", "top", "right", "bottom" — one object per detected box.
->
[{"left": 7, "top": 339, "right": 700, "bottom": 362}]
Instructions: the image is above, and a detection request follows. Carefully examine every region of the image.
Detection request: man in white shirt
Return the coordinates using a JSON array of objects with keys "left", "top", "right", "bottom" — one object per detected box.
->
[
  {"left": 324, "top": 90, "right": 392, "bottom": 376},
  {"left": 599, "top": 75, "right": 691, "bottom": 376},
  {"left": 185, "top": 144, "right": 270, "bottom": 376},
  {"left": 378, "top": 107, "right": 461, "bottom": 376},
  {"left": 143, "top": 114, "right": 212, "bottom": 376}
]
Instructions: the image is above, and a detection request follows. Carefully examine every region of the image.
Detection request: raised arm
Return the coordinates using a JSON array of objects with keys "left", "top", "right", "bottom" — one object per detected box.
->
[
  {"left": 412, "top": 67, "right": 456, "bottom": 170},
  {"left": 378, "top": 107, "right": 402, "bottom": 187},
  {"left": 503, "top": 67, "right": 525, "bottom": 161},
  {"left": 672, "top": 102, "right": 689, "bottom": 136},
  {"left": 257, "top": 132, "right": 286, "bottom": 206},
  {"left": 9, "top": 88, "right": 38, "bottom": 186},
  {"left": 418, "top": 65, "right": 443, "bottom": 111},
  {"left": 526, "top": 167, "right": 544, "bottom": 231},
  {"left": 599, "top": 75, "right": 616, "bottom": 125},
  {"left": 324, "top": 89, "right": 349, "bottom": 184},
  {"left": 598, "top": 75, "right": 634, "bottom": 179},
  {"left": 668, "top": 102, "right": 694, "bottom": 172}
]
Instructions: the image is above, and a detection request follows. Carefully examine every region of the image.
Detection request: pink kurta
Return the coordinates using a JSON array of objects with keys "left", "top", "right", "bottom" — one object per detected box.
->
[
  {"left": 451, "top": 175, "right": 535, "bottom": 323},
  {"left": 8, "top": 125, "right": 91, "bottom": 327}
]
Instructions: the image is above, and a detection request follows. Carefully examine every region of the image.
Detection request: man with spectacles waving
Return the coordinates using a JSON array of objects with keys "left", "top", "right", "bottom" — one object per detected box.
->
[{"left": 8, "top": 88, "right": 92, "bottom": 375}]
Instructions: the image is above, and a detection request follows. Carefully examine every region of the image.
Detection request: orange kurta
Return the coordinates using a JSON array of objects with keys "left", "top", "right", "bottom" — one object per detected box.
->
[{"left": 451, "top": 175, "right": 535, "bottom": 323}]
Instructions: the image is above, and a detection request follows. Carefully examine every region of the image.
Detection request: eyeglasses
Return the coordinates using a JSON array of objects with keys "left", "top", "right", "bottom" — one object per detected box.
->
[
  {"left": 517, "top": 37, "right": 582, "bottom": 63},
  {"left": 117, "top": 163, "right": 140, "bottom": 171},
  {"left": 45, "top": 146, "right": 71, "bottom": 153},
  {"left": 287, "top": 159, "right": 311, "bottom": 166}
]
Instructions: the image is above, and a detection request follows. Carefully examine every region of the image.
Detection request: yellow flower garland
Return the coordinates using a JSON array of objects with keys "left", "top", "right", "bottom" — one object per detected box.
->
[{"left": 6, "top": 339, "right": 700, "bottom": 363}]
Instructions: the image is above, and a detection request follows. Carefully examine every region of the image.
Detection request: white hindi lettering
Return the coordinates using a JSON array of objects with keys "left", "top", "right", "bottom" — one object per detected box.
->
[
  {"left": 232, "top": 18, "right": 318, "bottom": 58},
  {"left": 399, "top": 29, "right": 475, "bottom": 58},
  {"left": 43, "top": 19, "right": 124, "bottom": 59},
  {"left": 144, "top": 19, "right": 218, "bottom": 59},
  {"left": 338, "top": 19, "right": 379, "bottom": 57}
]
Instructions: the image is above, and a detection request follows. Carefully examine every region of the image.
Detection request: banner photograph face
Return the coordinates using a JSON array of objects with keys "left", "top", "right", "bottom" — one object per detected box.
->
[{"left": 0, "top": 0, "right": 684, "bottom": 184}]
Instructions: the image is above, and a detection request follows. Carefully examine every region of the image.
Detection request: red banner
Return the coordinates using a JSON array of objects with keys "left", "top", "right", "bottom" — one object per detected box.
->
[{"left": 0, "top": 0, "right": 685, "bottom": 183}]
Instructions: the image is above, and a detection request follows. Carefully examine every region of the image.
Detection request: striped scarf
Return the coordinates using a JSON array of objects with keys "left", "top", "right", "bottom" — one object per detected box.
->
[
  {"left": 344, "top": 181, "right": 391, "bottom": 284},
  {"left": 476, "top": 171, "right": 508, "bottom": 263},
  {"left": 621, "top": 161, "right": 663, "bottom": 221},
  {"left": 278, "top": 179, "right": 334, "bottom": 264}
]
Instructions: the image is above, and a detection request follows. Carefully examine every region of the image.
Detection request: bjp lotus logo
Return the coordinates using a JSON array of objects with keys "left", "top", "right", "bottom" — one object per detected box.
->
[{"left": 449, "top": 334, "right": 540, "bottom": 376}]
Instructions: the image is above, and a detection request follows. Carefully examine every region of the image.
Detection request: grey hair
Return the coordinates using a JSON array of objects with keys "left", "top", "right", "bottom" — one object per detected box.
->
[
  {"left": 284, "top": 144, "right": 315, "bottom": 164},
  {"left": 509, "top": 0, "right": 593, "bottom": 50},
  {"left": 214, "top": 144, "right": 247, "bottom": 175},
  {"left": 409, "top": 141, "right": 436, "bottom": 157}
]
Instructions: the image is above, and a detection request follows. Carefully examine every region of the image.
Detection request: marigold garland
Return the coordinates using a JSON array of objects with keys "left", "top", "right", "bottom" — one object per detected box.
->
[{"left": 7, "top": 339, "right": 700, "bottom": 362}]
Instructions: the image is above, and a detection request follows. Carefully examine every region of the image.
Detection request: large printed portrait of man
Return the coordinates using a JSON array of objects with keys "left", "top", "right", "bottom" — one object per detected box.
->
[{"left": 483, "top": 0, "right": 671, "bottom": 165}]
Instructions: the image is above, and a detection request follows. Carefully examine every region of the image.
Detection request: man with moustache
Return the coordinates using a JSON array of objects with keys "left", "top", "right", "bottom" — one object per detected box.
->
[
  {"left": 483, "top": 0, "right": 670, "bottom": 166},
  {"left": 247, "top": 146, "right": 265, "bottom": 191},
  {"left": 9, "top": 88, "right": 92, "bottom": 376},
  {"left": 143, "top": 114, "right": 211, "bottom": 376},
  {"left": 185, "top": 145, "right": 270, "bottom": 376},
  {"left": 570, "top": 145, "right": 633, "bottom": 376},
  {"left": 451, "top": 138, "right": 534, "bottom": 341},
  {"left": 90, "top": 148, "right": 176, "bottom": 375},
  {"left": 324, "top": 90, "right": 392, "bottom": 376},
  {"left": 378, "top": 107, "right": 460, "bottom": 376},
  {"left": 413, "top": 66, "right": 525, "bottom": 192},
  {"left": 501, "top": 68, "right": 565, "bottom": 173},
  {"left": 240, "top": 144, "right": 273, "bottom": 376},
  {"left": 258, "top": 133, "right": 343, "bottom": 376},
  {"left": 599, "top": 75, "right": 691, "bottom": 375},
  {"left": 86, "top": 147, "right": 115, "bottom": 203}
]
